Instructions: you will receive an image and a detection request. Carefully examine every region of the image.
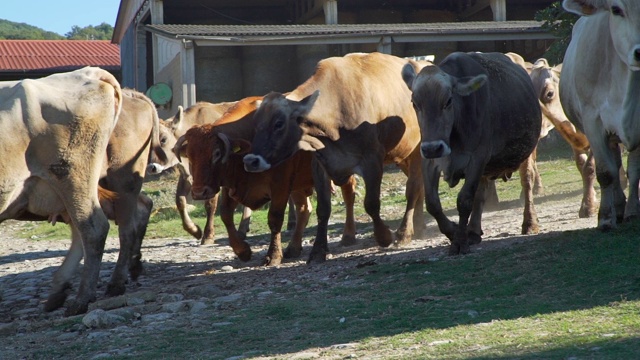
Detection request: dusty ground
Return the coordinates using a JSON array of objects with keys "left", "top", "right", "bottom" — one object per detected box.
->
[{"left": 0, "top": 173, "right": 595, "bottom": 359}]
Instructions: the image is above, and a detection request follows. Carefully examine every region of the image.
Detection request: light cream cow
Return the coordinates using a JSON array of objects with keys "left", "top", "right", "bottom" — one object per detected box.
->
[
  {"left": 560, "top": 0, "right": 640, "bottom": 230},
  {"left": 0, "top": 67, "right": 122, "bottom": 316}
]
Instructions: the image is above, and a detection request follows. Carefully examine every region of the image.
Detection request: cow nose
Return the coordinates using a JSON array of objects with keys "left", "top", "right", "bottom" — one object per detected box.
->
[
  {"left": 146, "top": 163, "right": 163, "bottom": 174},
  {"left": 635, "top": 48, "right": 640, "bottom": 62},
  {"left": 243, "top": 154, "right": 271, "bottom": 172},
  {"left": 191, "top": 186, "right": 214, "bottom": 200},
  {"left": 420, "top": 140, "right": 451, "bottom": 159}
]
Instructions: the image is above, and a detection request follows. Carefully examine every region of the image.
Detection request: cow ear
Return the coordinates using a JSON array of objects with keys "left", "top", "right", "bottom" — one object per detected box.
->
[
  {"left": 562, "top": 0, "right": 604, "bottom": 16},
  {"left": 292, "top": 90, "right": 319, "bottom": 121},
  {"left": 402, "top": 63, "right": 417, "bottom": 90},
  {"left": 453, "top": 74, "right": 487, "bottom": 96},
  {"left": 173, "top": 134, "right": 188, "bottom": 163},
  {"left": 172, "top": 105, "right": 184, "bottom": 128}
]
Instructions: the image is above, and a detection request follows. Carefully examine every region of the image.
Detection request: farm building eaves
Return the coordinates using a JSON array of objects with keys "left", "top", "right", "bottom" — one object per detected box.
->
[
  {"left": 145, "top": 21, "right": 553, "bottom": 45},
  {"left": 0, "top": 40, "right": 121, "bottom": 72}
]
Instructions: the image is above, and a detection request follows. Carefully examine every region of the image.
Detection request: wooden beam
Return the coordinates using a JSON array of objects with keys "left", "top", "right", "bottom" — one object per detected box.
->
[
  {"left": 490, "top": 0, "right": 506, "bottom": 21},
  {"left": 459, "top": 0, "right": 490, "bottom": 20}
]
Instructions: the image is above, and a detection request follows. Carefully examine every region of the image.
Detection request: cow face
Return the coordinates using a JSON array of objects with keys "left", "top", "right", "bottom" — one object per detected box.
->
[
  {"left": 530, "top": 62, "right": 564, "bottom": 138},
  {"left": 402, "top": 64, "right": 487, "bottom": 159},
  {"left": 147, "top": 122, "right": 180, "bottom": 175},
  {"left": 178, "top": 127, "right": 250, "bottom": 200},
  {"left": 564, "top": 0, "right": 640, "bottom": 70},
  {"left": 243, "top": 91, "right": 319, "bottom": 172}
]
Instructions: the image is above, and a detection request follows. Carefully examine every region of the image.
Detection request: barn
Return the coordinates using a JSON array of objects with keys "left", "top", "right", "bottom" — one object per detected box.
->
[{"left": 112, "top": 0, "right": 556, "bottom": 117}]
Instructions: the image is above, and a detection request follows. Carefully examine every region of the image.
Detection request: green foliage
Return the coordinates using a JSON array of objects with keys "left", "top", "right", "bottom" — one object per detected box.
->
[
  {"left": 0, "top": 19, "right": 63, "bottom": 40},
  {"left": 65, "top": 22, "right": 114, "bottom": 40},
  {"left": 534, "top": 1, "right": 579, "bottom": 65},
  {"left": 0, "top": 19, "right": 113, "bottom": 40}
]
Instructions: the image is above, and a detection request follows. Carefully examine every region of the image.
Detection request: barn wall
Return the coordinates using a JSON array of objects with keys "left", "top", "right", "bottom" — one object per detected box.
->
[
  {"left": 194, "top": 46, "right": 243, "bottom": 102},
  {"left": 120, "top": 26, "right": 137, "bottom": 89},
  {"left": 155, "top": 54, "right": 183, "bottom": 119}
]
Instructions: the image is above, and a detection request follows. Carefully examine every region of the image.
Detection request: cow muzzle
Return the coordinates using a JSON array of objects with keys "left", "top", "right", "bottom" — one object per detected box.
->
[
  {"left": 146, "top": 162, "right": 166, "bottom": 175},
  {"left": 243, "top": 154, "right": 272, "bottom": 172},
  {"left": 420, "top": 140, "right": 451, "bottom": 159},
  {"left": 191, "top": 185, "right": 216, "bottom": 200}
]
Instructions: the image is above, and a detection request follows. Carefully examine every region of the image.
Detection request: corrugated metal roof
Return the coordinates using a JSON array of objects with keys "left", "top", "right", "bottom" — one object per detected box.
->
[
  {"left": 0, "top": 40, "right": 120, "bottom": 72},
  {"left": 145, "top": 21, "right": 552, "bottom": 44}
]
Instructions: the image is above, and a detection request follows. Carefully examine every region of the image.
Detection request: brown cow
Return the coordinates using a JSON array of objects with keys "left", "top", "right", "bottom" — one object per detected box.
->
[
  {"left": 175, "top": 96, "right": 357, "bottom": 266},
  {"left": 402, "top": 52, "right": 541, "bottom": 255},
  {"left": 243, "top": 52, "right": 427, "bottom": 263},
  {"left": 0, "top": 67, "right": 122, "bottom": 316},
  {"left": 148, "top": 101, "right": 251, "bottom": 244}
]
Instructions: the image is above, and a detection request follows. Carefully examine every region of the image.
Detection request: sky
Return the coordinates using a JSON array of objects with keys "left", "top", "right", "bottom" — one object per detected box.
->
[{"left": 2, "top": 0, "right": 121, "bottom": 36}]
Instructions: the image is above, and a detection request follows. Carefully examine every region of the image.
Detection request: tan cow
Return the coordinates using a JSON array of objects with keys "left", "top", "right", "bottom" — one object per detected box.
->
[
  {"left": 0, "top": 67, "right": 122, "bottom": 316},
  {"left": 244, "top": 52, "right": 427, "bottom": 263},
  {"left": 148, "top": 101, "right": 251, "bottom": 244}
]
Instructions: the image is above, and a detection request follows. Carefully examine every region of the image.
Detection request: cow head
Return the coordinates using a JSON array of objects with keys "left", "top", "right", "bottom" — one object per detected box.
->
[
  {"left": 177, "top": 126, "right": 251, "bottom": 200},
  {"left": 530, "top": 60, "right": 564, "bottom": 138},
  {"left": 243, "top": 91, "right": 319, "bottom": 172},
  {"left": 563, "top": 0, "right": 640, "bottom": 70},
  {"left": 147, "top": 122, "right": 180, "bottom": 174},
  {"left": 402, "top": 63, "right": 487, "bottom": 159}
]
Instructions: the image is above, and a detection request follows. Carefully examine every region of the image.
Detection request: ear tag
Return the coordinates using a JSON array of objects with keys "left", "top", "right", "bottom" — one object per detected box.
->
[{"left": 232, "top": 145, "right": 241, "bottom": 153}]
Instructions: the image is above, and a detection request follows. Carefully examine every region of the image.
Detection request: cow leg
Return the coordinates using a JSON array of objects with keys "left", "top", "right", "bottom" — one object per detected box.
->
[
  {"left": 238, "top": 205, "right": 252, "bottom": 239},
  {"left": 105, "top": 191, "right": 137, "bottom": 297},
  {"left": 263, "top": 189, "right": 290, "bottom": 266},
  {"left": 200, "top": 194, "right": 219, "bottom": 245},
  {"left": 624, "top": 147, "right": 640, "bottom": 221},
  {"left": 282, "top": 190, "right": 312, "bottom": 261},
  {"left": 423, "top": 159, "right": 457, "bottom": 247},
  {"left": 219, "top": 190, "right": 251, "bottom": 262},
  {"left": 483, "top": 180, "right": 500, "bottom": 211},
  {"left": 339, "top": 175, "right": 357, "bottom": 246},
  {"left": 452, "top": 160, "right": 487, "bottom": 255},
  {"left": 395, "top": 148, "right": 425, "bottom": 245},
  {"left": 610, "top": 139, "right": 627, "bottom": 224},
  {"left": 129, "top": 194, "right": 153, "bottom": 281},
  {"left": 66, "top": 210, "right": 109, "bottom": 316},
  {"left": 361, "top": 157, "right": 393, "bottom": 248},
  {"left": 176, "top": 174, "right": 203, "bottom": 240},
  {"left": 519, "top": 154, "right": 540, "bottom": 235},
  {"left": 589, "top": 131, "right": 625, "bottom": 230},
  {"left": 45, "top": 225, "right": 85, "bottom": 312},
  {"left": 286, "top": 197, "right": 296, "bottom": 231},
  {"left": 576, "top": 149, "right": 597, "bottom": 218},
  {"left": 531, "top": 146, "right": 544, "bottom": 196},
  {"left": 467, "top": 178, "right": 488, "bottom": 245},
  {"left": 308, "top": 158, "right": 333, "bottom": 263}
]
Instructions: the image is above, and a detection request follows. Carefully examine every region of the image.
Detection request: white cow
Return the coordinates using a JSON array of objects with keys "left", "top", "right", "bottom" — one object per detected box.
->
[
  {"left": 0, "top": 67, "right": 122, "bottom": 316},
  {"left": 560, "top": 0, "right": 640, "bottom": 230}
]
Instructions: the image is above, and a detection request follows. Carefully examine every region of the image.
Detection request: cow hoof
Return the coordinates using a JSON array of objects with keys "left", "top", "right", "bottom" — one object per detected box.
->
[
  {"left": 521, "top": 223, "right": 539, "bottom": 235},
  {"left": 238, "top": 231, "right": 247, "bottom": 241},
  {"left": 283, "top": 246, "right": 302, "bottom": 259},
  {"left": 200, "top": 237, "right": 215, "bottom": 245},
  {"left": 374, "top": 226, "right": 393, "bottom": 248},
  {"left": 264, "top": 255, "right": 283, "bottom": 266},
  {"left": 448, "top": 243, "right": 461, "bottom": 256},
  {"left": 129, "top": 262, "right": 144, "bottom": 281},
  {"left": 64, "top": 301, "right": 89, "bottom": 317},
  {"left": 468, "top": 232, "right": 482, "bottom": 245},
  {"left": 44, "top": 292, "right": 68, "bottom": 312},
  {"left": 307, "top": 250, "right": 327, "bottom": 264},
  {"left": 340, "top": 234, "right": 357, "bottom": 247},
  {"left": 579, "top": 206, "right": 596, "bottom": 218},
  {"left": 235, "top": 248, "right": 252, "bottom": 262},
  {"left": 106, "top": 283, "right": 126, "bottom": 297}
]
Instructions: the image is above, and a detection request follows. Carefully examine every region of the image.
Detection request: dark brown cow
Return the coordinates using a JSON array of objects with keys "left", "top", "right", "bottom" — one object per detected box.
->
[
  {"left": 0, "top": 67, "right": 122, "bottom": 315},
  {"left": 175, "top": 96, "right": 357, "bottom": 265},
  {"left": 243, "top": 52, "right": 427, "bottom": 263},
  {"left": 402, "top": 52, "right": 541, "bottom": 255},
  {"left": 148, "top": 101, "right": 251, "bottom": 245}
]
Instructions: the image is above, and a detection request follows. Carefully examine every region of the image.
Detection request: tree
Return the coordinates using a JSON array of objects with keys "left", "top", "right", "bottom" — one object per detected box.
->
[
  {"left": 534, "top": 1, "right": 579, "bottom": 65},
  {"left": 65, "top": 22, "right": 114, "bottom": 40},
  {"left": 0, "top": 19, "right": 64, "bottom": 40}
]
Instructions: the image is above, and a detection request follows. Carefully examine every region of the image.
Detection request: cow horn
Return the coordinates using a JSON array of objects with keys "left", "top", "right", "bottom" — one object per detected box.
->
[
  {"left": 173, "top": 105, "right": 184, "bottom": 127},
  {"left": 217, "top": 132, "right": 231, "bottom": 164},
  {"left": 173, "top": 135, "right": 187, "bottom": 163}
]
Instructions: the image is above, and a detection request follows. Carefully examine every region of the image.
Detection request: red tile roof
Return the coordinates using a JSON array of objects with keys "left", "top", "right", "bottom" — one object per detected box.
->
[{"left": 0, "top": 40, "right": 120, "bottom": 72}]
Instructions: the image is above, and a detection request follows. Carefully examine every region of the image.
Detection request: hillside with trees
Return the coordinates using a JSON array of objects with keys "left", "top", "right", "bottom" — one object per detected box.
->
[{"left": 0, "top": 19, "right": 113, "bottom": 40}]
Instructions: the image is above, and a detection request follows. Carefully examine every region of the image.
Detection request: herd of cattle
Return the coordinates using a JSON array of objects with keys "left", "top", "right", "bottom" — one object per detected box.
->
[{"left": 1, "top": 0, "right": 637, "bottom": 316}]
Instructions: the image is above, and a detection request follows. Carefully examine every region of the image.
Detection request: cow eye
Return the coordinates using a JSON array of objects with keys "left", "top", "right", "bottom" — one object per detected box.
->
[
  {"left": 545, "top": 90, "right": 555, "bottom": 101},
  {"left": 611, "top": 6, "right": 624, "bottom": 17},
  {"left": 443, "top": 97, "right": 453, "bottom": 110},
  {"left": 274, "top": 119, "right": 285, "bottom": 131},
  {"left": 160, "top": 136, "right": 167, "bottom": 145}
]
